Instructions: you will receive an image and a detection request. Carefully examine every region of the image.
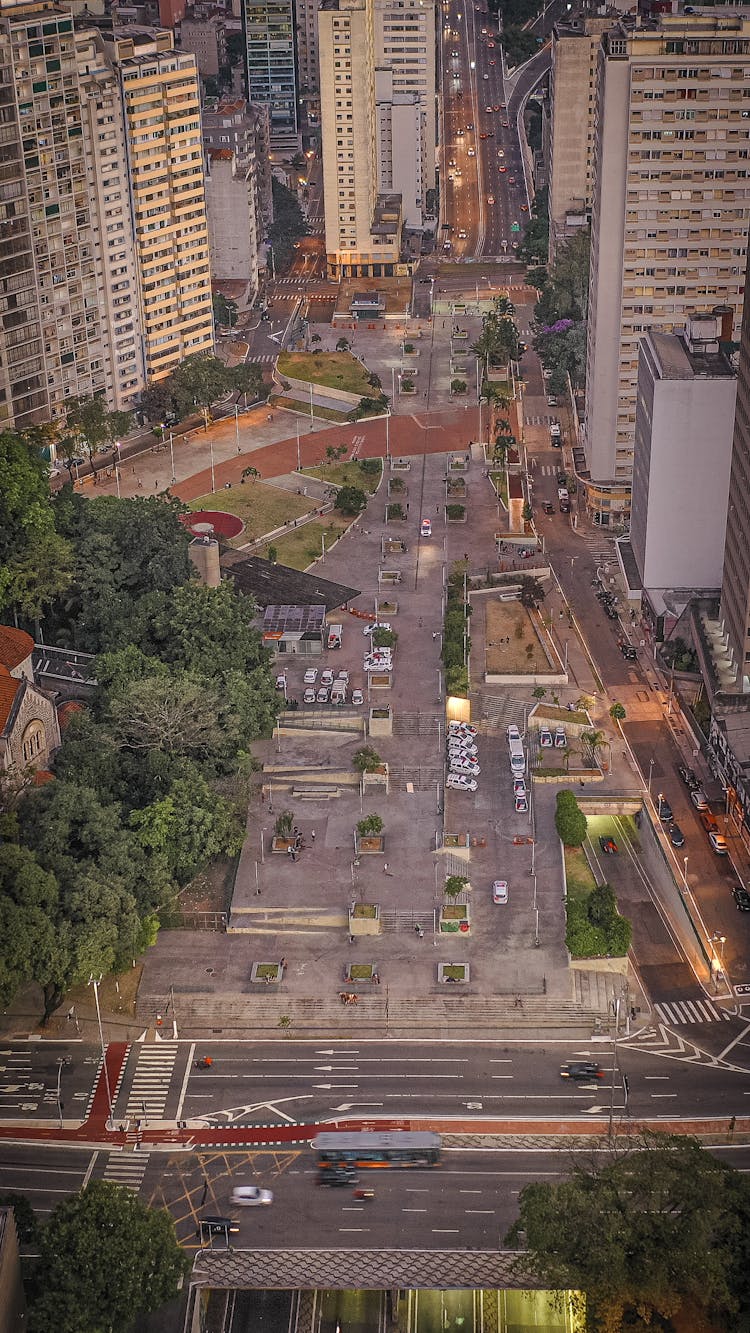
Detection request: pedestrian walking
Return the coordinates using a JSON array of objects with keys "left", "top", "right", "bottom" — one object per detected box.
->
[
  {"left": 383, "top": 861, "right": 389, "bottom": 874},
  {"left": 432, "top": 631, "right": 438, "bottom": 641},
  {"left": 311, "top": 829, "right": 316, "bottom": 842},
  {"left": 137, "top": 477, "right": 143, "bottom": 488}
]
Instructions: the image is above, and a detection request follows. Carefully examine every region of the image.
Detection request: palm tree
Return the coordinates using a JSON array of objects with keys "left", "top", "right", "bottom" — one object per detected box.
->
[{"left": 581, "top": 729, "right": 606, "bottom": 767}]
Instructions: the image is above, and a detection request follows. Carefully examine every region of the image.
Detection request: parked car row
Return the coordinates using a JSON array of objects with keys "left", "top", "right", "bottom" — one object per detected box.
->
[
  {"left": 676, "top": 765, "right": 729, "bottom": 855},
  {"left": 539, "top": 725, "right": 567, "bottom": 749},
  {"left": 446, "top": 721, "right": 480, "bottom": 792}
]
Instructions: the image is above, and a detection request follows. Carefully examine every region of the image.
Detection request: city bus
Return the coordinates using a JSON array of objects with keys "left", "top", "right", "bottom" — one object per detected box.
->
[{"left": 312, "top": 1131, "right": 441, "bottom": 1169}]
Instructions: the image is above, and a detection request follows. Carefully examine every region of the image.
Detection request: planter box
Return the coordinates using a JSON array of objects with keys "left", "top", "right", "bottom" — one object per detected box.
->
[
  {"left": 385, "top": 508, "right": 407, "bottom": 523},
  {"left": 438, "top": 962, "right": 470, "bottom": 983},
  {"left": 439, "top": 905, "right": 471, "bottom": 933},
  {"left": 355, "top": 833, "right": 385, "bottom": 854},
  {"left": 446, "top": 512, "right": 467, "bottom": 523},
  {"left": 449, "top": 456, "right": 468, "bottom": 471},
  {"left": 400, "top": 385, "right": 417, "bottom": 395},
  {"left": 368, "top": 707, "right": 392, "bottom": 737},
  {"left": 446, "top": 481, "right": 467, "bottom": 498},
  {"left": 378, "top": 570, "right": 402, "bottom": 586},
  {"left": 387, "top": 481, "right": 407, "bottom": 498},
  {"left": 348, "top": 904, "right": 382, "bottom": 937},
  {"left": 250, "top": 962, "right": 282, "bottom": 984},
  {"left": 377, "top": 600, "right": 398, "bottom": 615},
  {"left": 382, "top": 538, "right": 407, "bottom": 555},
  {"left": 443, "top": 832, "right": 470, "bottom": 849},
  {"left": 369, "top": 672, "right": 391, "bottom": 690},
  {"left": 271, "top": 836, "right": 295, "bottom": 854},
  {"left": 390, "top": 460, "right": 411, "bottom": 471},
  {"left": 344, "top": 961, "right": 378, "bottom": 981}
]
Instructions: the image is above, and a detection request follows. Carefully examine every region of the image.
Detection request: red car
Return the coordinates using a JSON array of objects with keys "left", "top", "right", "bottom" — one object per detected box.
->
[{"left": 520, "top": 203, "right": 528, "bottom": 211}]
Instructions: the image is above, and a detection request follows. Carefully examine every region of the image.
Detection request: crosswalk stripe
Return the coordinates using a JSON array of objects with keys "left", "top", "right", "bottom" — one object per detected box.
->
[
  {"left": 102, "top": 1153, "right": 149, "bottom": 1191},
  {"left": 655, "top": 998, "right": 730, "bottom": 1025},
  {"left": 124, "top": 1046, "right": 179, "bottom": 1119},
  {"left": 655, "top": 1002, "right": 679, "bottom": 1024}
]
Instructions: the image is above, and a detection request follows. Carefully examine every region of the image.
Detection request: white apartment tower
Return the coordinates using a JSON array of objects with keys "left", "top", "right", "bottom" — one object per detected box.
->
[
  {"left": 375, "top": 71, "right": 422, "bottom": 227},
  {"left": 319, "top": 0, "right": 402, "bottom": 278},
  {"left": 584, "top": 12, "right": 750, "bottom": 524},
  {"left": 373, "top": 0, "right": 435, "bottom": 197}
]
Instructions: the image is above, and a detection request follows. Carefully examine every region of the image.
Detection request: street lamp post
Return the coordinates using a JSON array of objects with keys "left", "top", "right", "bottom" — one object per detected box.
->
[
  {"left": 209, "top": 438, "right": 216, "bottom": 493},
  {"left": 682, "top": 855, "right": 689, "bottom": 892},
  {"left": 711, "top": 932, "right": 726, "bottom": 992},
  {"left": 647, "top": 757, "right": 654, "bottom": 797},
  {"left": 296, "top": 418, "right": 301, "bottom": 471},
  {"left": 234, "top": 406, "right": 240, "bottom": 455},
  {"left": 56, "top": 1056, "right": 70, "bottom": 1130},
  {"left": 169, "top": 431, "right": 176, "bottom": 485}
]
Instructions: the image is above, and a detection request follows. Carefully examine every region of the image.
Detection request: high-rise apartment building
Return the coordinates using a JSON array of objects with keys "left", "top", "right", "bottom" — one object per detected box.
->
[
  {"left": 203, "top": 95, "right": 270, "bottom": 296},
  {"left": 373, "top": 0, "right": 435, "bottom": 199},
  {"left": 319, "top": 0, "right": 402, "bottom": 278},
  {"left": 375, "top": 73, "right": 423, "bottom": 228},
  {"left": 102, "top": 28, "right": 214, "bottom": 384},
  {"left": 719, "top": 243, "right": 750, "bottom": 692},
  {"left": 0, "top": 0, "right": 145, "bottom": 430},
  {"left": 547, "top": 15, "right": 614, "bottom": 261},
  {"left": 243, "top": 0, "right": 298, "bottom": 150},
  {"left": 583, "top": 12, "right": 750, "bottom": 524}
]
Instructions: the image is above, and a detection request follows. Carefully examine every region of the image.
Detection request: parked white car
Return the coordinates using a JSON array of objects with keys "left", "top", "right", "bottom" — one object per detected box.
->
[
  {"left": 303, "top": 688, "right": 316, "bottom": 704},
  {"left": 450, "top": 759, "right": 481, "bottom": 775},
  {"left": 303, "top": 668, "right": 318, "bottom": 685},
  {"left": 539, "top": 727, "right": 553, "bottom": 747},
  {"left": 449, "top": 721, "right": 477, "bottom": 737},
  {"left": 320, "top": 669, "right": 335, "bottom": 686},
  {"left": 513, "top": 777, "right": 527, "bottom": 796},
  {"left": 352, "top": 689, "right": 364, "bottom": 705},
  {"left": 448, "top": 742, "right": 478, "bottom": 758},
  {"left": 316, "top": 686, "right": 330, "bottom": 703},
  {"left": 446, "top": 774, "right": 478, "bottom": 792},
  {"left": 337, "top": 670, "right": 350, "bottom": 684},
  {"left": 363, "top": 622, "right": 391, "bottom": 636}
]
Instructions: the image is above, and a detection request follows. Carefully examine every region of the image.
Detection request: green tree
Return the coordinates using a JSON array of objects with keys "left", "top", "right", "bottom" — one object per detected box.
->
[
  {"left": 213, "top": 292, "right": 238, "bottom": 328},
  {"left": 0, "top": 430, "right": 73, "bottom": 623},
  {"left": 168, "top": 353, "right": 230, "bottom": 427},
  {"left": 0, "top": 1191, "right": 40, "bottom": 1245},
  {"left": 519, "top": 576, "right": 545, "bottom": 609},
  {"left": 64, "top": 396, "right": 131, "bottom": 471},
  {"left": 232, "top": 361, "right": 266, "bottom": 404},
  {"left": 554, "top": 789, "right": 587, "bottom": 847},
  {"left": 29, "top": 1180, "right": 190, "bottom": 1333},
  {"left": 353, "top": 746, "right": 382, "bottom": 773},
  {"left": 130, "top": 769, "right": 243, "bottom": 884},
  {"left": 268, "top": 177, "right": 308, "bottom": 273},
  {"left": 148, "top": 580, "right": 268, "bottom": 677},
  {"left": 108, "top": 673, "right": 231, "bottom": 766},
  {"left": 517, "top": 214, "right": 549, "bottom": 266},
  {"left": 336, "top": 337, "right": 350, "bottom": 352},
  {"left": 581, "top": 728, "right": 606, "bottom": 765},
  {"left": 609, "top": 701, "right": 627, "bottom": 723},
  {"left": 506, "top": 1133, "right": 750, "bottom": 1332},
  {"left": 0, "top": 844, "right": 60, "bottom": 1011},
  {"left": 334, "top": 485, "right": 367, "bottom": 515},
  {"left": 140, "top": 379, "right": 176, "bottom": 427}
]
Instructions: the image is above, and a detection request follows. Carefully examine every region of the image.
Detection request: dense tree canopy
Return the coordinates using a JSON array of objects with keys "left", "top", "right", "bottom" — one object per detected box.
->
[
  {"left": 29, "top": 1180, "right": 190, "bottom": 1333},
  {"left": 0, "top": 429, "right": 73, "bottom": 623},
  {"left": 507, "top": 1134, "right": 750, "bottom": 1332}
]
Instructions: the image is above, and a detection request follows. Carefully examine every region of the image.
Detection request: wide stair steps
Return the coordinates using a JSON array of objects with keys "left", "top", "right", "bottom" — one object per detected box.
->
[
  {"left": 136, "top": 993, "right": 611, "bottom": 1036},
  {"left": 228, "top": 906, "right": 348, "bottom": 935}
]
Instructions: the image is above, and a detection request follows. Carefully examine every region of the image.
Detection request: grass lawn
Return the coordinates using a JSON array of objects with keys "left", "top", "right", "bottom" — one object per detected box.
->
[
  {"left": 277, "top": 350, "right": 375, "bottom": 397},
  {"left": 188, "top": 482, "right": 310, "bottom": 547},
  {"left": 490, "top": 471, "right": 508, "bottom": 506},
  {"left": 262, "top": 514, "right": 351, "bottom": 570},
  {"left": 302, "top": 460, "right": 382, "bottom": 493},
  {"left": 270, "top": 395, "right": 350, "bottom": 423},
  {"left": 534, "top": 703, "right": 591, "bottom": 726},
  {"left": 564, "top": 845, "right": 598, "bottom": 903}
]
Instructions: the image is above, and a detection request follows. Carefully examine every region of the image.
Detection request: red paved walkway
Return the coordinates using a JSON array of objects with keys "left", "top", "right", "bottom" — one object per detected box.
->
[{"left": 173, "top": 407, "right": 481, "bottom": 503}]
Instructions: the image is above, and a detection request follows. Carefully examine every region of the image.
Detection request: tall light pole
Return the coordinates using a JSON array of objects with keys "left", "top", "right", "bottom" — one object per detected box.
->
[
  {"left": 711, "top": 932, "right": 726, "bottom": 992},
  {"left": 56, "top": 1056, "right": 70, "bottom": 1130},
  {"left": 209, "top": 438, "right": 216, "bottom": 493},
  {"left": 682, "top": 855, "right": 689, "bottom": 892},
  {"left": 234, "top": 406, "right": 240, "bottom": 455},
  {"left": 296, "top": 418, "right": 301, "bottom": 471},
  {"left": 169, "top": 431, "right": 176, "bottom": 485},
  {"left": 114, "top": 440, "right": 121, "bottom": 499},
  {"left": 88, "top": 975, "right": 114, "bottom": 1129},
  {"left": 647, "top": 757, "right": 654, "bottom": 797}
]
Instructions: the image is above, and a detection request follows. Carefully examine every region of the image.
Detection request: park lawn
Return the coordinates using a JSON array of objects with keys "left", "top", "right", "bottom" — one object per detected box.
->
[
  {"left": 302, "top": 460, "right": 382, "bottom": 493},
  {"left": 277, "top": 350, "right": 375, "bottom": 397},
  {"left": 188, "top": 482, "right": 310, "bottom": 547},
  {"left": 485, "top": 601, "right": 552, "bottom": 674},
  {"left": 269, "top": 395, "right": 350, "bottom": 423},
  {"left": 564, "top": 845, "right": 598, "bottom": 903},
  {"left": 490, "top": 471, "right": 508, "bottom": 506},
  {"left": 263, "top": 514, "right": 352, "bottom": 570}
]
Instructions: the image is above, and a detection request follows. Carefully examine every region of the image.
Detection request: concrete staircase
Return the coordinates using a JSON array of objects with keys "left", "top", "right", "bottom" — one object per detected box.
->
[
  {"left": 228, "top": 906, "right": 348, "bottom": 935},
  {"left": 135, "top": 992, "right": 611, "bottom": 1037}
]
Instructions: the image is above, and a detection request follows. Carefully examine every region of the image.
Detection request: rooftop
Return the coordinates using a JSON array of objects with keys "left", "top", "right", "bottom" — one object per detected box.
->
[
  {"left": 647, "top": 329, "right": 735, "bottom": 382},
  {"left": 222, "top": 554, "right": 360, "bottom": 612}
]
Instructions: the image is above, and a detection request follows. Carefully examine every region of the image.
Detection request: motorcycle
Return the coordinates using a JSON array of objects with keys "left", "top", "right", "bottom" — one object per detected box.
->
[
  {"left": 196, "top": 1057, "right": 213, "bottom": 1069},
  {"left": 353, "top": 1188, "right": 375, "bottom": 1200}
]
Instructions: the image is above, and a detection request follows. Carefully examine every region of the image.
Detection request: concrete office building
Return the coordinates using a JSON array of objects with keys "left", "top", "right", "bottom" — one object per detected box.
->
[
  {"left": 296, "top": 0, "right": 320, "bottom": 127},
  {"left": 629, "top": 315, "right": 736, "bottom": 599},
  {"left": 718, "top": 242, "right": 750, "bottom": 692},
  {"left": 179, "top": 15, "right": 227, "bottom": 77},
  {"left": 319, "top": 0, "right": 401, "bottom": 278},
  {"left": 547, "top": 15, "right": 615, "bottom": 260},
  {"left": 203, "top": 95, "right": 269, "bottom": 295},
  {"left": 374, "top": 73, "right": 422, "bottom": 228},
  {"left": 103, "top": 27, "right": 214, "bottom": 384},
  {"left": 373, "top": 0, "right": 435, "bottom": 197},
  {"left": 243, "top": 0, "right": 298, "bottom": 149},
  {"left": 584, "top": 12, "right": 750, "bottom": 525},
  {"left": 0, "top": 0, "right": 146, "bottom": 430}
]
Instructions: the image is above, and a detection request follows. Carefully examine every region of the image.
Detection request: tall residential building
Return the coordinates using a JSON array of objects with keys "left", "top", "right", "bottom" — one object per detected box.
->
[
  {"left": 203, "top": 95, "right": 269, "bottom": 296},
  {"left": 295, "top": 0, "right": 320, "bottom": 102},
  {"left": 719, "top": 243, "right": 750, "bottom": 692},
  {"left": 547, "top": 15, "right": 614, "bottom": 260},
  {"left": 0, "top": 0, "right": 144, "bottom": 430},
  {"left": 373, "top": 0, "right": 435, "bottom": 197},
  {"left": 103, "top": 28, "right": 214, "bottom": 384},
  {"left": 179, "top": 16, "right": 227, "bottom": 77},
  {"left": 374, "top": 72, "right": 422, "bottom": 228},
  {"left": 319, "top": 0, "right": 402, "bottom": 278},
  {"left": 243, "top": 0, "right": 298, "bottom": 150},
  {"left": 583, "top": 12, "right": 750, "bottom": 525}
]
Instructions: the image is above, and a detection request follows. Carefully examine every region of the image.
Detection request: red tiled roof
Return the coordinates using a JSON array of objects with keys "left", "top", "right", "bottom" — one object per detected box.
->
[
  {"left": 0, "top": 665, "right": 19, "bottom": 733},
  {"left": 58, "top": 701, "right": 84, "bottom": 731},
  {"left": 0, "top": 625, "right": 34, "bottom": 672},
  {"left": 32, "top": 769, "right": 54, "bottom": 786}
]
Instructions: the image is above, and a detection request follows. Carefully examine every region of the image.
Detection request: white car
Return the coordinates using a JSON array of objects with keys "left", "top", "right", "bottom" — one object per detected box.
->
[
  {"left": 303, "top": 688, "right": 316, "bottom": 704},
  {"left": 515, "top": 793, "right": 528, "bottom": 813},
  {"left": 513, "top": 777, "right": 527, "bottom": 796},
  {"left": 275, "top": 673, "right": 286, "bottom": 691},
  {"left": 316, "top": 686, "right": 330, "bottom": 703},
  {"left": 363, "top": 622, "right": 391, "bottom": 636},
  {"left": 507, "top": 724, "right": 521, "bottom": 741},
  {"left": 303, "top": 668, "right": 318, "bottom": 685},
  {"left": 446, "top": 774, "right": 478, "bottom": 792},
  {"left": 320, "top": 669, "right": 335, "bottom": 686},
  {"left": 450, "top": 759, "right": 481, "bottom": 775},
  {"left": 449, "top": 721, "right": 477, "bottom": 738},
  {"left": 352, "top": 689, "right": 364, "bottom": 705},
  {"left": 337, "top": 670, "right": 350, "bottom": 684},
  {"left": 492, "top": 880, "right": 508, "bottom": 904},
  {"left": 230, "top": 1186, "right": 273, "bottom": 1207},
  {"left": 364, "top": 660, "right": 391, "bottom": 673},
  {"left": 420, "top": 518, "right": 432, "bottom": 538},
  {"left": 448, "top": 742, "right": 478, "bottom": 758},
  {"left": 539, "top": 727, "right": 553, "bottom": 747}
]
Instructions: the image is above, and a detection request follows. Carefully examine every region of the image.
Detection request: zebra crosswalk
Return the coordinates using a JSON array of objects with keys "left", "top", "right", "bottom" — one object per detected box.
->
[
  {"left": 101, "top": 1150, "right": 150, "bottom": 1193},
  {"left": 123, "top": 1043, "right": 179, "bottom": 1121},
  {"left": 655, "top": 997, "right": 731, "bottom": 1026},
  {"left": 525, "top": 414, "right": 558, "bottom": 426}
]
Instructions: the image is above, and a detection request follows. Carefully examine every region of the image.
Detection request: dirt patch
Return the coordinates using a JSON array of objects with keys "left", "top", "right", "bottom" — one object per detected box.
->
[
  {"left": 67, "top": 965, "right": 143, "bottom": 1019},
  {"left": 172, "top": 856, "right": 238, "bottom": 919},
  {"left": 485, "top": 600, "right": 552, "bottom": 674}
]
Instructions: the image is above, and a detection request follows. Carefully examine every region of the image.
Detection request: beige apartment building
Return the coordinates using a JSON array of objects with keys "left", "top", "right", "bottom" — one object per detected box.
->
[
  {"left": 373, "top": 0, "right": 435, "bottom": 200},
  {"left": 103, "top": 28, "right": 214, "bottom": 384},
  {"left": 584, "top": 12, "right": 750, "bottom": 524},
  {"left": 319, "top": 0, "right": 402, "bottom": 278},
  {"left": 547, "top": 15, "right": 615, "bottom": 261}
]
